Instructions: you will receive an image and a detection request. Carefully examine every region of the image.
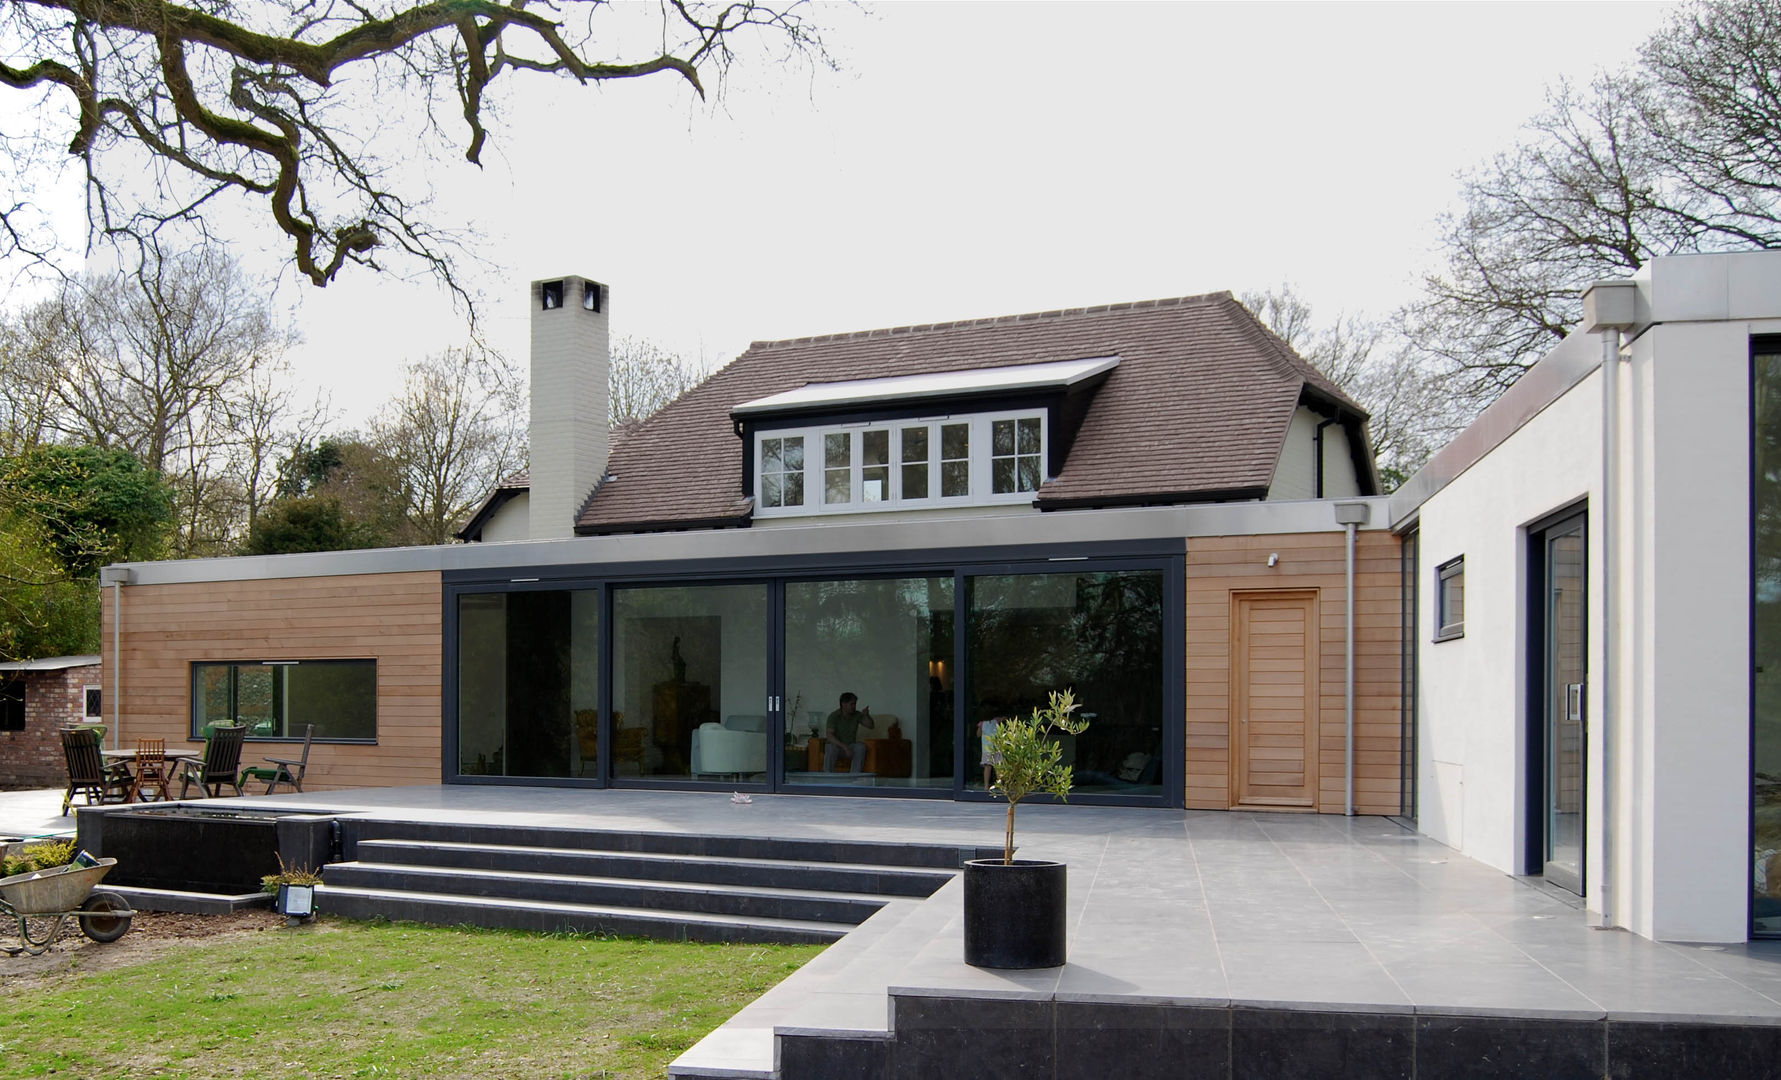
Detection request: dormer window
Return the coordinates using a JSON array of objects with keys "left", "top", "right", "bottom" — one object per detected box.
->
[
  {"left": 751, "top": 410, "right": 1046, "bottom": 517},
  {"left": 731, "top": 356, "right": 1119, "bottom": 520}
]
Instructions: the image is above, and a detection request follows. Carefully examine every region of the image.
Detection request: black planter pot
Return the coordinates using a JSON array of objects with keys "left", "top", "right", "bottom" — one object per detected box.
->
[{"left": 963, "top": 858, "right": 1067, "bottom": 969}]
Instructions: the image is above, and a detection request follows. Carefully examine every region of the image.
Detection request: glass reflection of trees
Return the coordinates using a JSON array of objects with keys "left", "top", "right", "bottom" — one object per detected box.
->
[
  {"left": 1755, "top": 351, "right": 1781, "bottom": 934},
  {"left": 967, "top": 570, "right": 1165, "bottom": 794}
]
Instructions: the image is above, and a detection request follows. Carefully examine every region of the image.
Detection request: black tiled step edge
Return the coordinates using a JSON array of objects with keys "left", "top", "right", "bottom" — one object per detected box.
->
[
  {"left": 324, "top": 861, "right": 897, "bottom": 924},
  {"left": 316, "top": 886, "right": 847, "bottom": 945},
  {"left": 763, "top": 994, "right": 1781, "bottom": 1080},
  {"left": 339, "top": 818, "right": 997, "bottom": 869},
  {"left": 351, "top": 839, "right": 954, "bottom": 897}
]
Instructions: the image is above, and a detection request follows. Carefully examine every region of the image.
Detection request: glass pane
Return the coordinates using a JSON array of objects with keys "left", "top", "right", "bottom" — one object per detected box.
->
[
  {"left": 1755, "top": 350, "right": 1781, "bottom": 932},
  {"left": 966, "top": 571, "right": 1165, "bottom": 796},
  {"left": 863, "top": 466, "right": 888, "bottom": 503},
  {"left": 941, "top": 423, "right": 969, "bottom": 461},
  {"left": 285, "top": 662, "right": 377, "bottom": 741},
  {"left": 611, "top": 583, "right": 768, "bottom": 782},
  {"left": 863, "top": 429, "right": 889, "bottom": 466},
  {"left": 785, "top": 472, "right": 805, "bottom": 506},
  {"left": 1545, "top": 528, "right": 1585, "bottom": 892},
  {"left": 941, "top": 460, "right": 969, "bottom": 498},
  {"left": 783, "top": 437, "right": 804, "bottom": 471},
  {"left": 192, "top": 665, "right": 233, "bottom": 734},
  {"left": 761, "top": 438, "right": 782, "bottom": 473},
  {"left": 783, "top": 576, "right": 954, "bottom": 790},
  {"left": 992, "top": 419, "right": 1014, "bottom": 456},
  {"left": 826, "top": 432, "right": 850, "bottom": 469},
  {"left": 456, "top": 590, "right": 598, "bottom": 778},
  {"left": 1018, "top": 457, "right": 1042, "bottom": 492},
  {"left": 992, "top": 457, "right": 1015, "bottom": 495},
  {"left": 902, "top": 463, "right": 929, "bottom": 500},
  {"left": 826, "top": 468, "right": 851, "bottom": 504},
  {"left": 761, "top": 473, "right": 782, "bottom": 508},
  {"left": 901, "top": 427, "right": 928, "bottom": 463},
  {"left": 235, "top": 666, "right": 278, "bottom": 736},
  {"left": 1018, "top": 417, "right": 1041, "bottom": 455}
]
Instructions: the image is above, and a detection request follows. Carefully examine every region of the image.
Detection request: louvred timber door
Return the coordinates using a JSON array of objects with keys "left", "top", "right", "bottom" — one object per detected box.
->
[{"left": 1230, "top": 590, "right": 1320, "bottom": 809}]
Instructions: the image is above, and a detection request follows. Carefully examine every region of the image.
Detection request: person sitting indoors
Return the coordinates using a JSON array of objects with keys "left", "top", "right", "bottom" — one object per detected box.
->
[{"left": 823, "top": 692, "right": 875, "bottom": 773}]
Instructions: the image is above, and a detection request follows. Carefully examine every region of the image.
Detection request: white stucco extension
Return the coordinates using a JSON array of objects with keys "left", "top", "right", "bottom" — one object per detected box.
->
[{"left": 1397, "top": 250, "right": 1781, "bottom": 942}]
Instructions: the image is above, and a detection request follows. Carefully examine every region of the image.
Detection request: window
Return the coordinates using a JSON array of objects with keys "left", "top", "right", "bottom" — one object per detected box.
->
[
  {"left": 540, "top": 280, "right": 563, "bottom": 310},
  {"left": 457, "top": 590, "right": 597, "bottom": 778},
  {"left": 755, "top": 411, "right": 1044, "bottom": 517},
  {"left": 759, "top": 436, "right": 804, "bottom": 509},
  {"left": 0, "top": 677, "right": 23, "bottom": 731},
  {"left": 192, "top": 660, "right": 376, "bottom": 740},
  {"left": 991, "top": 417, "right": 1042, "bottom": 494},
  {"left": 1435, "top": 557, "right": 1464, "bottom": 641},
  {"left": 83, "top": 685, "right": 102, "bottom": 721}
]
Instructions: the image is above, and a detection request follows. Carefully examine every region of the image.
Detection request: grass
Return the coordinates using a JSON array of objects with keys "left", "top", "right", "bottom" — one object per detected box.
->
[{"left": 0, "top": 919, "right": 822, "bottom": 1079}]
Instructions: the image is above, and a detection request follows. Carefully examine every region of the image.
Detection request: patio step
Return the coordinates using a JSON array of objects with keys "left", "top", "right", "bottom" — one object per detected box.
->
[
  {"left": 316, "top": 819, "right": 977, "bottom": 944},
  {"left": 322, "top": 860, "right": 897, "bottom": 925},
  {"left": 314, "top": 885, "right": 847, "bottom": 945},
  {"left": 351, "top": 838, "right": 954, "bottom": 897}
]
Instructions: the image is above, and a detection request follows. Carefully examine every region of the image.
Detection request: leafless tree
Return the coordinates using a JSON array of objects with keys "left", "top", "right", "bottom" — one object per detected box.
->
[
  {"left": 372, "top": 345, "right": 524, "bottom": 543},
  {"left": 610, "top": 334, "right": 711, "bottom": 428},
  {"left": 1405, "top": 0, "right": 1781, "bottom": 408},
  {"left": 0, "top": 0, "right": 829, "bottom": 302}
]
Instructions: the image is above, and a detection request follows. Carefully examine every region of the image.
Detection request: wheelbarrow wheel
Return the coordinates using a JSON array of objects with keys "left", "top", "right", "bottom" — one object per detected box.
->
[{"left": 79, "top": 892, "right": 132, "bottom": 943}]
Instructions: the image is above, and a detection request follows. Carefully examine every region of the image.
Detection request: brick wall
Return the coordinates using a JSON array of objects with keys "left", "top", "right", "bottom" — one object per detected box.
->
[{"left": 0, "top": 666, "right": 101, "bottom": 788}]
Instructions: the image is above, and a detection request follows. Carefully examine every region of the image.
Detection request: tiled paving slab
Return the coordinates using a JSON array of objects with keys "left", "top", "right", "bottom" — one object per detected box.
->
[{"left": 49, "top": 785, "right": 1781, "bottom": 1078}]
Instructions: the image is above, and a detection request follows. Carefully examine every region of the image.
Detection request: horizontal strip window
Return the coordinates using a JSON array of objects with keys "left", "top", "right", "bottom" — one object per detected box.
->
[
  {"left": 191, "top": 660, "right": 376, "bottom": 741},
  {"left": 756, "top": 409, "right": 1047, "bottom": 518}
]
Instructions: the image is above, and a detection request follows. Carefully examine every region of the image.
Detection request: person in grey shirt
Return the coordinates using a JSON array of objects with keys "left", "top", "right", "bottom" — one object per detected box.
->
[{"left": 823, "top": 692, "right": 875, "bottom": 773}]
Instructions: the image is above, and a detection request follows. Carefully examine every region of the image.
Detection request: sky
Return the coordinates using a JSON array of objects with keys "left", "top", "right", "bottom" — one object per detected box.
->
[{"left": 13, "top": 1, "right": 1677, "bottom": 426}]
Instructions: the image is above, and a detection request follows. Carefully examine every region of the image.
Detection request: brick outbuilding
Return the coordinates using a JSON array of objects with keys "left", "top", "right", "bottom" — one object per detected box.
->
[{"left": 0, "top": 656, "right": 102, "bottom": 788}]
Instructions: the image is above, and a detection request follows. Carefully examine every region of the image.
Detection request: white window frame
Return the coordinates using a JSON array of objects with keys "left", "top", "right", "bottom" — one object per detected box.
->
[{"left": 753, "top": 409, "right": 1048, "bottom": 518}]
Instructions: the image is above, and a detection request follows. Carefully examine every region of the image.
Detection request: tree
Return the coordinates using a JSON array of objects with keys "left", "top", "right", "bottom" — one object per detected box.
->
[
  {"left": 21, "top": 248, "right": 299, "bottom": 555},
  {"left": 252, "top": 437, "right": 416, "bottom": 551},
  {"left": 1242, "top": 285, "right": 1464, "bottom": 491},
  {"left": 0, "top": 0, "right": 828, "bottom": 299},
  {"left": 0, "top": 444, "right": 174, "bottom": 660},
  {"left": 610, "top": 336, "right": 711, "bottom": 428},
  {"left": 0, "top": 445, "right": 174, "bottom": 577},
  {"left": 372, "top": 347, "right": 524, "bottom": 544},
  {"left": 1406, "top": 0, "right": 1781, "bottom": 406}
]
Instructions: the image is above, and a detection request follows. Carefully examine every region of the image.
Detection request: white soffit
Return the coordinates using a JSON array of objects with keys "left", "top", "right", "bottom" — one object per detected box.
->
[{"left": 731, "top": 355, "right": 1120, "bottom": 416}]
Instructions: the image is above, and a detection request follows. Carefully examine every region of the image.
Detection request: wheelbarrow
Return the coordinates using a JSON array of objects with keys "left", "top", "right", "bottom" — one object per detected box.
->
[{"left": 0, "top": 858, "right": 133, "bottom": 956}]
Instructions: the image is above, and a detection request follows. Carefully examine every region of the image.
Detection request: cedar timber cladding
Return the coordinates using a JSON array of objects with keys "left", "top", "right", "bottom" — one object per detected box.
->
[
  {"left": 1186, "top": 531, "right": 1402, "bottom": 814},
  {"left": 577, "top": 293, "right": 1367, "bottom": 533},
  {"left": 100, "top": 571, "right": 442, "bottom": 792}
]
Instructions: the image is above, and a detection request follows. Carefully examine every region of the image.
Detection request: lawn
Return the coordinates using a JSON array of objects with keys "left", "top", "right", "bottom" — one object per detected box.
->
[{"left": 0, "top": 918, "right": 822, "bottom": 1079}]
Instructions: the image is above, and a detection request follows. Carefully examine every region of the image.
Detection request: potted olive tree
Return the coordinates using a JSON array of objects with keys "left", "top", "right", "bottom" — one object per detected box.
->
[{"left": 964, "top": 689, "right": 1089, "bottom": 969}]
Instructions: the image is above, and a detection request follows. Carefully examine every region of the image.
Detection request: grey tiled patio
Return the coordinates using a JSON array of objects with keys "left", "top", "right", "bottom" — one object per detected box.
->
[{"left": 107, "top": 784, "right": 1781, "bottom": 1076}]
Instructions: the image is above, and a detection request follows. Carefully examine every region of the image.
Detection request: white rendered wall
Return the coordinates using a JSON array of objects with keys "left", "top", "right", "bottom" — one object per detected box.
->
[
  {"left": 1413, "top": 331, "right": 1603, "bottom": 882},
  {"left": 529, "top": 277, "right": 609, "bottom": 540},
  {"left": 479, "top": 494, "right": 530, "bottom": 543},
  {"left": 1267, "top": 407, "right": 1362, "bottom": 500}
]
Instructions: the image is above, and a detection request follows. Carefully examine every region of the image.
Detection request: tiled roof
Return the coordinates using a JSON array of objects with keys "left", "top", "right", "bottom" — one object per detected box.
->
[{"left": 577, "top": 292, "right": 1366, "bottom": 533}]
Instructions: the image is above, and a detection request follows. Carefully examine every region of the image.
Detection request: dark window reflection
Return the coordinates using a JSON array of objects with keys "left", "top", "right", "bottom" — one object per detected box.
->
[
  {"left": 1756, "top": 350, "right": 1781, "bottom": 934},
  {"left": 966, "top": 570, "right": 1165, "bottom": 795},
  {"left": 457, "top": 590, "right": 599, "bottom": 778}
]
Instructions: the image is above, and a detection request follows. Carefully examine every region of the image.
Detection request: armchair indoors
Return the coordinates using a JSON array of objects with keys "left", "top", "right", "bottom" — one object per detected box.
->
[{"left": 690, "top": 714, "right": 768, "bottom": 777}]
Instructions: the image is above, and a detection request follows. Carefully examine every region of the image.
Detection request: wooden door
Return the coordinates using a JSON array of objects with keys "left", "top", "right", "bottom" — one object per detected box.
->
[{"left": 1230, "top": 590, "right": 1319, "bottom": 809}]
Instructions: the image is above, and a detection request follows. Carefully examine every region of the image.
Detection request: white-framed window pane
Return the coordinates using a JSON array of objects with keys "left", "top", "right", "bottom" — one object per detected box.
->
[
  {"left": 862, "top": 430, "right": 889, "bottom": 502},
  {"left": 762, "top": 473, "right": 783, "bottom": 508},
  {"left": 901, "top": 427, "right": 929, "bottom": 500},
  {"left": 825, "top": 432, "right": 852, "bottom": 504},
  {"left": 1017, "top": 417, "right": 1041, "bottom": 455},
  {"left": 783, "top": 437, "right": 804, "bottom": 471},
  {"left": 1017, "top": 457, "right": 1042, "bottom": 492},
  {"left": 941, "top": 423, "right": 969, "bottom": 498},
  {"left": 992, "top": 418, "right": 1015, "bottom": 456},
  {"left": 992, "top": 457, "right": 1015, "bottom": 493},
  {"left": 785, "top": 472, "right": 805, "bottom": 506},
  {"left": 759, "top": 435, "right": 806, "bottom": 509},
  {"left": 762, "top": 437, "right": 783, "bottom": 473}
]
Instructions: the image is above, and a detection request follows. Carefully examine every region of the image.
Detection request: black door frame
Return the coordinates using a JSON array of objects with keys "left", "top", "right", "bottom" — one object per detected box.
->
[{"left": 1523, "top": 501, "right": 1589, "bottom": 892}]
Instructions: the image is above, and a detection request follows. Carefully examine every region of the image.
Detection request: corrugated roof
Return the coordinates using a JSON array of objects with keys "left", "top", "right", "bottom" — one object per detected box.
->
[{"left": 577, "top": 292, "right": 1367, "bottom": 533}]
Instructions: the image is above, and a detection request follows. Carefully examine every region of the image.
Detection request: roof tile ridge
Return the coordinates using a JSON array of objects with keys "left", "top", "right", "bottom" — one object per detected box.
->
[
  {"left": 744, "top": 291, "right": 1234, "bottom": 350},
  {"left": 1218, "top": 294, "right": 1362, "bottom": 412}
]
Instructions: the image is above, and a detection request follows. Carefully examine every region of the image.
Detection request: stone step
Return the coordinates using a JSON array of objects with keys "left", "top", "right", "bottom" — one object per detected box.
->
[
  {"left": 339, "top": 818, "right": 993, "bottom": 869},
  {"left": 352, "top": 838, "right": 955, "bottom": 897},
  {"left": 315, "top": 885, "right": 848, "bottom": 945},
  {"left": 323, "top": 861, "right": 895, "bottom": 925}
]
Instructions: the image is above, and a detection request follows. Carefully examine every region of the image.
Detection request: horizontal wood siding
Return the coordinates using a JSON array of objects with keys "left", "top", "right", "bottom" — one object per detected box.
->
[
  {"left": 1186, "top": 532, "right": 1403, "bottom": 814},
  {"left": 102, "top": 572, "right": 443, "bottom": 792}
]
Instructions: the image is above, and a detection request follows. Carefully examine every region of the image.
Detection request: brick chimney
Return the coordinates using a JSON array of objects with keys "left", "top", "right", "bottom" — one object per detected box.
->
[{"left": 528, "top": 276, "right": 609, "bottom": 540}]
